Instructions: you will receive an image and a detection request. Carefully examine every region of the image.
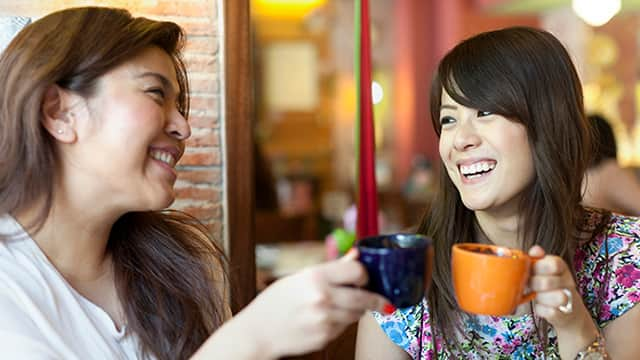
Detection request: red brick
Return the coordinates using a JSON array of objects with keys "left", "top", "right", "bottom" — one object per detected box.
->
[
  {"left": 180, "top": 149, "right": 221, "bottom": 166},
  {"left": 204, "top": 221, "right": 224, "bottom": 242},
  {"left": 180, "top": 203, "right": 222, "bottom": 220},
  {"left": 175, "top": 186, "right": 221, "bottom": 201},
  {"left": 186, "top": 128, "right": 220, "bottom": 147},
  {"left": 146, "top": 1, "right": 215, "bottom": 18},
  {"left": 189, "top": 76, "right": 219, "bottom": 94},
  {"left": 178, "top": 18, "right": 217, "bottom": 36},
  {"left": 185, "top": 37, "right": 219, "bottom": 55},
  {"left": 178, "top": 168, "right": 222, "bottom": 184},
  {"left": 190, "top": 96, "right": 218, "bottom": 112},
  {"left": 184, "top": 55, "right": 219, "bottom": 72},
  {"left": 188, "top": 114, "right": 219, "bottom": 128}
]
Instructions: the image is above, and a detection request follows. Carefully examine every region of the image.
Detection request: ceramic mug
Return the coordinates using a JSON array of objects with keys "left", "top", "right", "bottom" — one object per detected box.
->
[
  {"left": 452, "top": 243, "right": 541, "bottom": 316},
  {"left": 357, "top": 233, "right": 433, "bottom": 308}
]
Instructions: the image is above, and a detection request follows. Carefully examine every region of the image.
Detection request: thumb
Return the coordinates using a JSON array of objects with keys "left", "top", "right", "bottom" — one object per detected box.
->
[{"left": 528, "top": 245, "right": 545, "bottom": 258}]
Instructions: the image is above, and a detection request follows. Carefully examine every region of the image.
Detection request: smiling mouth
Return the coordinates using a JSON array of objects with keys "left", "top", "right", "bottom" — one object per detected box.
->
[
  {"left": 149, "top": 150, "right": 177, "bottom": 168},
  {"left": 459, "top": 161, "right": 496, "bottom": 180}
]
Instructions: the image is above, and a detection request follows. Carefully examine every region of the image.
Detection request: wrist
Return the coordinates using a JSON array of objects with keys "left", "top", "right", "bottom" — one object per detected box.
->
[
  {"left": 574, "top": 333, "right": 608, "bottom": 360},
  {"left": 555, "top": 314, "right": 599, "bottom": 359},
  {"left": 235, "top": 309, "right": 279, "bottom": 359}
]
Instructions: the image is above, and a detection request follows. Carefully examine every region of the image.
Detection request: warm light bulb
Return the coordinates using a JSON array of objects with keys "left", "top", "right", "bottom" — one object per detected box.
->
[
  {"left": 572, "top": 0, "right": 621, "bottom": 27},
  {"left": 372, "top": 81, "right": 383, "bottom": 104}
]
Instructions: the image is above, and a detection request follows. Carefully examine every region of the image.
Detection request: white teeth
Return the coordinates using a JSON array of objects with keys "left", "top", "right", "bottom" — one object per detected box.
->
[
  {"left": 150, "top": 150, "right": 176, "bottom": 167},
  {"left": 460, "top": 162, "right": 496, "bottom": 176}
]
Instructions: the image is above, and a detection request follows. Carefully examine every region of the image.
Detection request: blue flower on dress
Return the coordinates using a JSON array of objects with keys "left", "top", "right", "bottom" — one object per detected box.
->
[
  {"left": 398, "top": 306, "right": 417, "bottom": 324},
  {"left": 481, "top": 324, "right": 497, "bottom": 337},
  {"left": 512, "top": 343, "right": 535, "bottom": 360},
  {"left": 609, "top": 305, "right": 621, "bottom": 317},
  {"left": 501, "top": 331, "right": 515, "bottom": 342},
  {"left": 599, "top": 237, "right": 624, "bottom": 256},
  {"left": 381, "top": 321, "right": 410, "bottom": 348}
]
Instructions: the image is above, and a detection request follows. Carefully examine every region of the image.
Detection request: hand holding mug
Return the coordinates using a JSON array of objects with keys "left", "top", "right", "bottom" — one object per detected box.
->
[
  {"left": 241, "top": 251, "right": 389, "bottom": 358},
  {"left": 528, "top": 246, "right": 591, "bottom": 329}
]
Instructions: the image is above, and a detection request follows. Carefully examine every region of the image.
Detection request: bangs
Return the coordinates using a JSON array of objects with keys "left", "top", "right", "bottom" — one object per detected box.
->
[{"left": 438, "top": 41, "right": 520, "bottom": 118}]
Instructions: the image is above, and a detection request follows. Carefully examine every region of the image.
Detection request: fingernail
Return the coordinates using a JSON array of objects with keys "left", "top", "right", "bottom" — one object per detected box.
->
[
  {"left": 341, "top": 248, "right": 357, "bottom": 261},
  {"left": 383, "top": 303, "right": 396, "bottom": 314}
]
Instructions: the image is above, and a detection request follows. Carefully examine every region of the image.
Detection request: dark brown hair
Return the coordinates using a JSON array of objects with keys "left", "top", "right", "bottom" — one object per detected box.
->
[
  {"left": 0, "top": 7, "right": 227, "bottom": 359},
  {"left": 589, "top": 114, "right": 618, "bottom": 166},
  {"left": 419, "top": 27, "right": 593, "bottom": 354}
]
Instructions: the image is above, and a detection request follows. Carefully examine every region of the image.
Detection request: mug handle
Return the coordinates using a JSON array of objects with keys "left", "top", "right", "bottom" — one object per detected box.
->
[{"left": 518, "top": 256, "right": 543, "bottom": 304}]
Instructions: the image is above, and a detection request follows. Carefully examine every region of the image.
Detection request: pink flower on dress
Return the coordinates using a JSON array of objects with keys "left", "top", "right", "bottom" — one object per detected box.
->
[
  {"left": 616, "top": 264, "right": 640, "bottom": 288},
  {"left": 600, "top": 303, "right": 612, "bottom": 319},
  {"left": 574, "top": 249, "right": 587, "bottom": 272}
]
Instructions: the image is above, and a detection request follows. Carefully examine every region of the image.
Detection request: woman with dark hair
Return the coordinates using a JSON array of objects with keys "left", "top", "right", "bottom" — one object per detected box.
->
[
  {"left": 0, "top": 7, "right": 389, "bottom": 360},
  {"left": 581, "top": 114, "right": 640, "bottom": 215},
  {"left": 356, "top": 27, "right": 640, "bottom": 359}
]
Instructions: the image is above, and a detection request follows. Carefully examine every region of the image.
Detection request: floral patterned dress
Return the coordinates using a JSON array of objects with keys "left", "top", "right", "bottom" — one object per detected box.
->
[{"left": 374, "top": 209, "right": 640, "bottom": 359}]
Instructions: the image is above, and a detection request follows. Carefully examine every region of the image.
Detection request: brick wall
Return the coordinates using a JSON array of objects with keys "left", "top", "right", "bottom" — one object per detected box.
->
[{"left": 0, "top": 0, "right": 226, "bottom": 243}]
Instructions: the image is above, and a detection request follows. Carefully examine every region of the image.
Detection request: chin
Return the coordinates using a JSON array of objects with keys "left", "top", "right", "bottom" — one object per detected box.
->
[
  {"left": 460, "top": 196, "right": 492, "bottom": 211},
  {"left": 156, "top": 196, "right": 175, "bottom": 210},
  {"left": 141, "top": 193, "right": 176, "bottom": 212}
]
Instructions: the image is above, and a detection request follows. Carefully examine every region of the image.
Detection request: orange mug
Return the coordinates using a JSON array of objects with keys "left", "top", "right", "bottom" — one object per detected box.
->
[{"left": 451, "top": 243, "right": 540, "bottom": 316}]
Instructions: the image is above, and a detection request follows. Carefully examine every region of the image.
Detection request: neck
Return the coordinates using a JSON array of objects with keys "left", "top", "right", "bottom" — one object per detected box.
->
[
  {"left": 474, "top": 207, "right": 523, "bottom": 249},
  {"left": 13, "top": 187, "right": 123, "bottom": 283}
]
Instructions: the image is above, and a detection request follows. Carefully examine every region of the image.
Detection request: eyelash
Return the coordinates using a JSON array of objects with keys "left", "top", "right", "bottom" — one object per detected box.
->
[
  {"left": 477, "top": 110, "right": 493, "bottom": 117},
  {"left": 440, "top": 116, "right": 455, "bottom": 126},
  {"left": 147, "top": 88, "right": 166, "bottom": 100}
]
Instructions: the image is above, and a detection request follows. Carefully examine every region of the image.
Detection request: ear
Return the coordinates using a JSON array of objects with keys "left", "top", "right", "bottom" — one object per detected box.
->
[{"left": 41, "top": 85, "right": 77, "bottom": 143}]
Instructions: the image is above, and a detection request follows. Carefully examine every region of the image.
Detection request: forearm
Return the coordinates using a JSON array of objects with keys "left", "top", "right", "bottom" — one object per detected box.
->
[
  {"left": 555, "top": 314, "right": 600, "bottom": 360},
  {"left": 190, "top": 311, "right": 275, "bottom": 360}
]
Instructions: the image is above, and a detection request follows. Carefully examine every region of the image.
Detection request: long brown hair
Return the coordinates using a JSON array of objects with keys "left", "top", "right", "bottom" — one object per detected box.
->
[
  {"left": 418, "top": 27, "right": 593, "bottom": 354},
  {"left": 0, "top": 7, "right": 228, "bottom": 359}
]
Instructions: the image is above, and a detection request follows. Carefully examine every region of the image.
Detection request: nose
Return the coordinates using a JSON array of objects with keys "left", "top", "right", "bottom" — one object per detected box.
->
[
  {"left": 453, "top": 120, "right": 480, "bottom": 151},
  {"left": 166, "top": 108, "right": 191, "bottom": 141}
]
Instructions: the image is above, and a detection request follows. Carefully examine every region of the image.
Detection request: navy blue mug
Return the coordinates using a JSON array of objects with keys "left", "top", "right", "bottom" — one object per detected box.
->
[{"left": 357, "top": 233, "right": 433, "bottom": 308}]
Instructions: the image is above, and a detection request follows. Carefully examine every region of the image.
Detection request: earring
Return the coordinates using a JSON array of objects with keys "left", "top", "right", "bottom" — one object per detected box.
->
[{"left": 56, "top": 129, "right": 63, "bottom": 134}]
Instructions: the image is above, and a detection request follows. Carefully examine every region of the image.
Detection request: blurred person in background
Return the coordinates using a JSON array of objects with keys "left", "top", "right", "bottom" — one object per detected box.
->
[{"left": 582, "top": 114, "right": 640, "bottom": 215}]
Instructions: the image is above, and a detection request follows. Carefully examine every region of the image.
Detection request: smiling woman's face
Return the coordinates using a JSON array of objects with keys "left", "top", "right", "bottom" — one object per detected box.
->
[
  {"left": 438, "top": 90, "right": 535, "bottom": 215},
  {"left": 58, "top": 46, "right": 191, "bottom": 212}
]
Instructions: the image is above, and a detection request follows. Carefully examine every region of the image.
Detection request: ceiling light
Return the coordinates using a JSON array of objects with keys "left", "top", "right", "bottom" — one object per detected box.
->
[{"left": 572, "top": 0, "right": 621, "bottom": 27}]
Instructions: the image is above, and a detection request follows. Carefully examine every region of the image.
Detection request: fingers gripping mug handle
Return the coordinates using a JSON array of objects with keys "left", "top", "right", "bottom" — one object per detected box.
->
[{"left": 518, "top": 256, "right": 543, "bottom": 305}]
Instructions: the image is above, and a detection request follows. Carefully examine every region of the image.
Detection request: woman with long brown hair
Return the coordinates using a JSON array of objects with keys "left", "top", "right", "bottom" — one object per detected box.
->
[
  {"left": 0, "top": 7, "right": 389, "bottom": 360},
  {"left": 356, "top": 27, "right": 640, "bottom": 359}
]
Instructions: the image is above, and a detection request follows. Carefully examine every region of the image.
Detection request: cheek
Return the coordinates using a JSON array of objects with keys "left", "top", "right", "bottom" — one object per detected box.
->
[
  {"left": 501, "top": 127, "right": 534, "bottom": 175},
  {"left": 438, "top": 136, "right": 450, "bottom": 162}
]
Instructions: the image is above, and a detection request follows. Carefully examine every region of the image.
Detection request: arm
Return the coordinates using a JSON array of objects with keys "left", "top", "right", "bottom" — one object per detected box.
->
[
  {"left": 192, "top": 251, "right": 389, "bottom": 360},
  {"left": 355, "top": 312, "right": 410, "bottom": 360},
  {"left": 603, "top": 303, "right": 640, "bottom": 360}
]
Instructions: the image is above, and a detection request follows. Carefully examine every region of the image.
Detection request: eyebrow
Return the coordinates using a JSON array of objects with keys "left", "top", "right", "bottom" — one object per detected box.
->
[
  {"left": 440, "top": 104, "right": 457, "bottom": 111},
  {"left": 136, "top": 72, "right": 181, "bottom": 98}
]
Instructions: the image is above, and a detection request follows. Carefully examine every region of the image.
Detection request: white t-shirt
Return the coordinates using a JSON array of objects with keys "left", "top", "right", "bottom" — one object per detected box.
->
[{"left": 0, "top": 214, "right": 145, "bottom": 359}]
